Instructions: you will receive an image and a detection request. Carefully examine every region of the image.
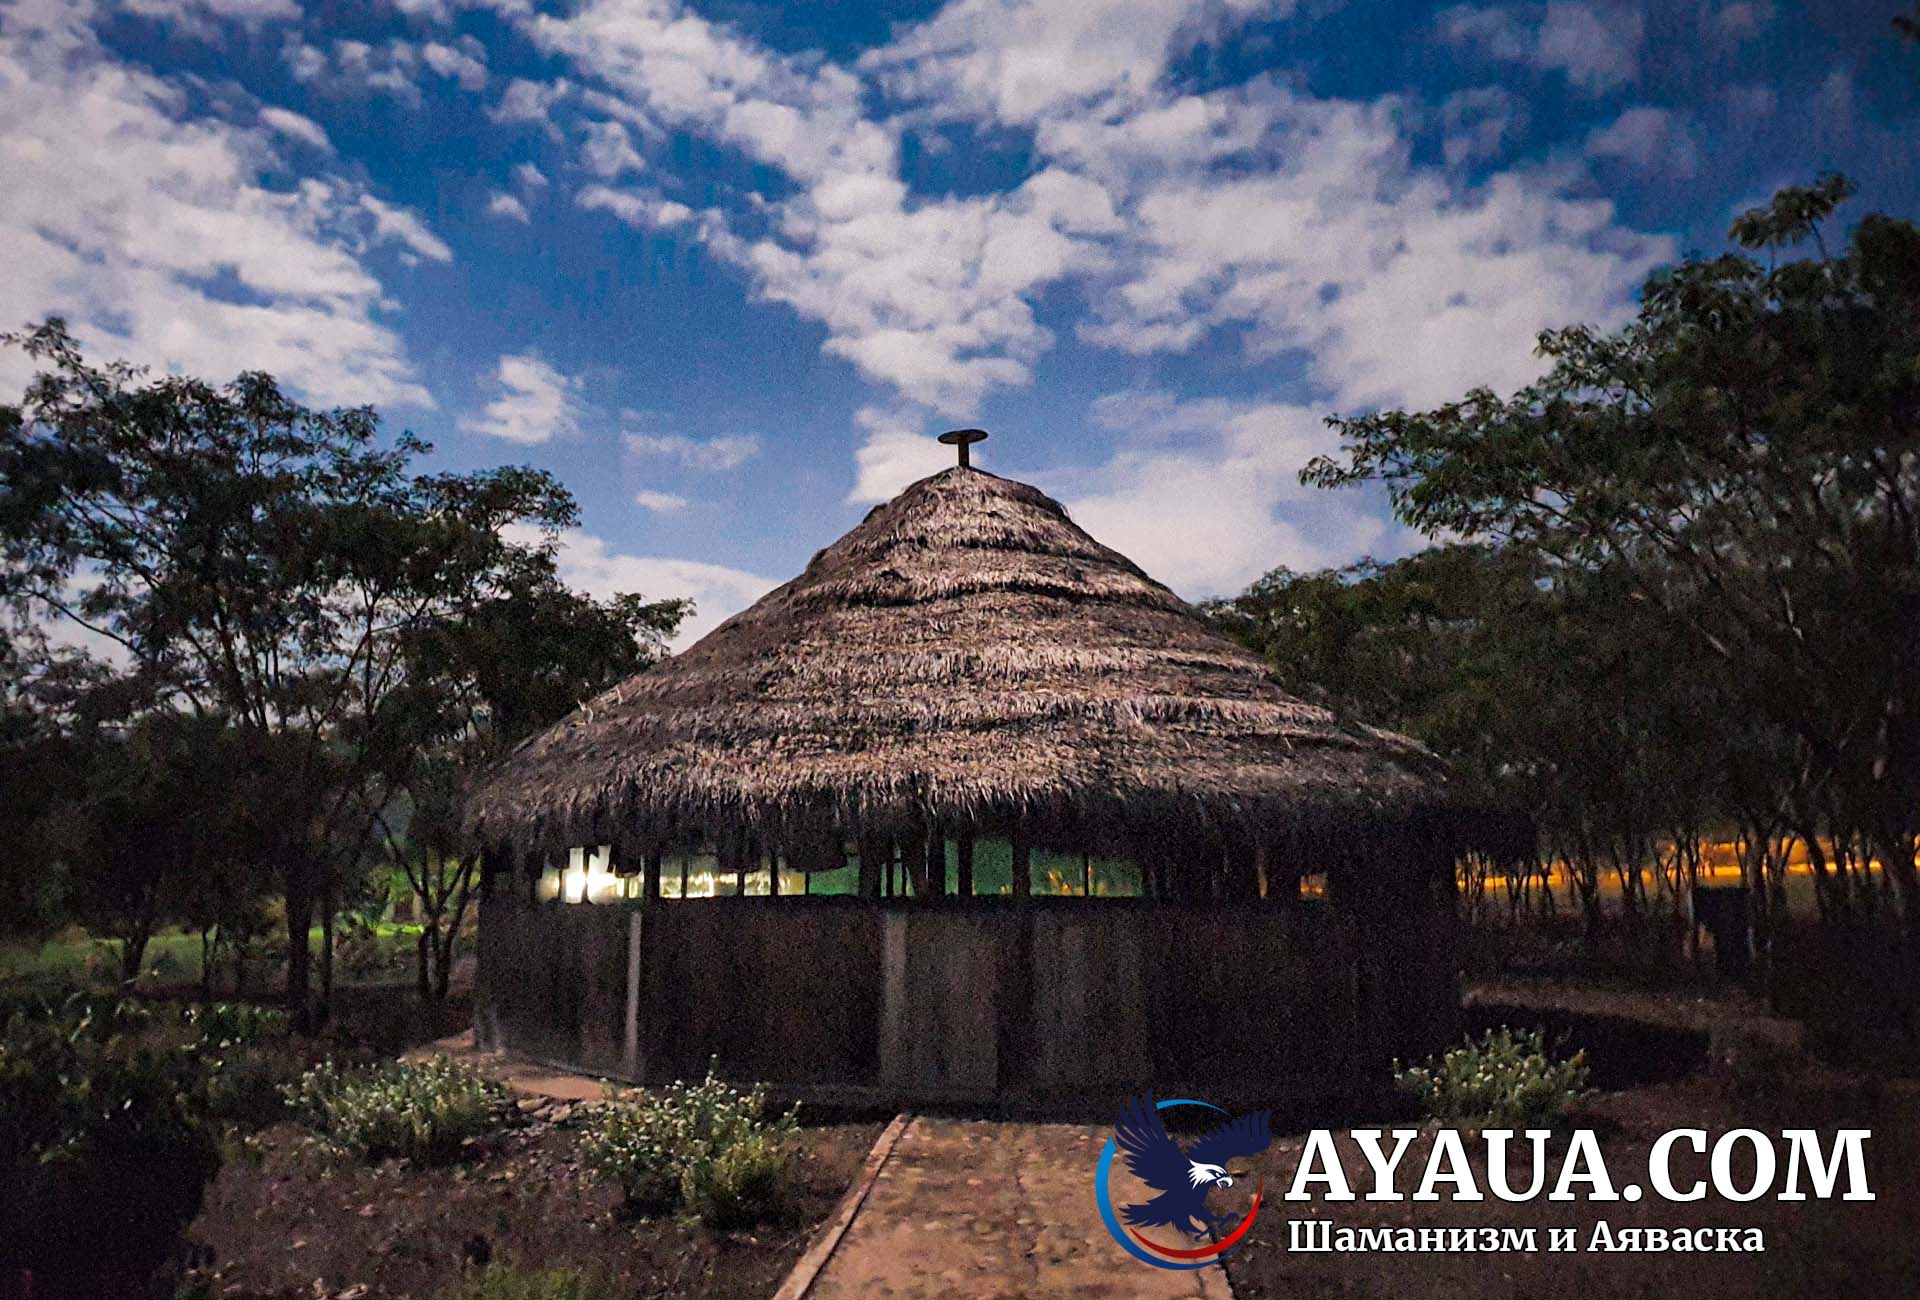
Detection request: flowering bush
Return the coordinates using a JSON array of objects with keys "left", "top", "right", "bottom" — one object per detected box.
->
[
  {"left": 287, "top": 1057, "right": 506, "bottom": 1162},
  {"left": 579, "top": 1065, "right": 798, "bottom": 1225},
  {"left": 1394, "top": 1026, "right": 1590, "bottom": 1126}
]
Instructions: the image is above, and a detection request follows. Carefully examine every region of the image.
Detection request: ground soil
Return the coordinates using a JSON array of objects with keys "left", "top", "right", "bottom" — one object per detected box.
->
[{"left": 185, "top": 1109, "right": 881, "bottom": 1300}]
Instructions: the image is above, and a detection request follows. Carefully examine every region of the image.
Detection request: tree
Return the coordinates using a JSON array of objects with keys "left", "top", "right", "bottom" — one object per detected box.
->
[
  {"left": 61, "top": 710, "right": 250, "bottom": 982},
  {"left": 0, "top": 321, "right": 599, "bottom": 1025},
  {"left": 1208, "top": 545, "right": 1736, "bottom": 939},
  {"left": 1303, "top": 181, "right": 1920, "bottom": 961},
  {"left": 373, "top": 567, "right": 685, "bottom": 998}
]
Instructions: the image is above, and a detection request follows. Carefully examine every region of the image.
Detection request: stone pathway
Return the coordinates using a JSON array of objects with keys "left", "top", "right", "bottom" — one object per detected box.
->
[{"left": 800, "top": 1117, "right": 1233, "bottom": 1300}]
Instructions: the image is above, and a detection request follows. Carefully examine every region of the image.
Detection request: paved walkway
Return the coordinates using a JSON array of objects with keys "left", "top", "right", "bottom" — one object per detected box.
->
[{"left": 802, "top": 1117, "right": 1232, "bottom": 1300}]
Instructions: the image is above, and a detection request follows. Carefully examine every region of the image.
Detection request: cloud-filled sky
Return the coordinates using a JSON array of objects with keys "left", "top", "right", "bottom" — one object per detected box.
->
[{"left": 3, "top": 0, "right": 1915, "bottom": 644}]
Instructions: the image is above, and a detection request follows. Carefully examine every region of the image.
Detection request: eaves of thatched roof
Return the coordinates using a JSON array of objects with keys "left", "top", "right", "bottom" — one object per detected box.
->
[{"left": 464, "top": 466, "right": 1515, "bottom": 866}]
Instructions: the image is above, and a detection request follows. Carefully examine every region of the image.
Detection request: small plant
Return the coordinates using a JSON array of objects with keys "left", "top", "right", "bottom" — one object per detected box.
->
[
  {"left": 680, "top": 1128, "right": 793, "bottom": 1230},
  {"left": 435, "top": 1265, "right": 618, "bottom": 1300},
  {"left": 286, "top": 1057, "right": 506, "bottom": 1162},
  {"left": 182, "top": 1001, "right": 292, "bottom": 1048},
  {"left": 1394, "top": 1026, "right": 1590, "bottom": 1127},
  {"left": 579, "top": 1065, "right": 798, "bottom": 1226}
]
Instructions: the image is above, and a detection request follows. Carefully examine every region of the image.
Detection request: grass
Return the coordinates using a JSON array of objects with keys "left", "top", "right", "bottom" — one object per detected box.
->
[{"left": 0, "top": 922, "right": 426, "bottom": 992}]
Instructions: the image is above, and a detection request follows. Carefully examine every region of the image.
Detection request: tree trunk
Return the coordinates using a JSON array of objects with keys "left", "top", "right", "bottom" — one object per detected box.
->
[
  {"left": 119, "top": 928, "right": 150, "bottom": 985},
  {"left": 318, "top": 879, "right": 336, "bottom": 1027},
  {"left": 199, "top": 925, "right": 216, "bottom": 1001},
  {"left": 284, "top": 862, "right": 314, "bottom": 1031},
  {"left": 433, "top": 925, "right": 458, "bottom": 1000}
]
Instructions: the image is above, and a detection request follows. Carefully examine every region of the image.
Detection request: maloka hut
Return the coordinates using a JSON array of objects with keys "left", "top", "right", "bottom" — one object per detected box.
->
[{"left": 463, "top": 430, "right": 1521, "bottom": 1106}]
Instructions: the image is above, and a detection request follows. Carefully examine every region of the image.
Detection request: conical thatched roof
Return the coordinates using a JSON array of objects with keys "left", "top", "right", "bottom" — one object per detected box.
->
[{"left": 466, "top": 466, "right": 1510, "bottom": 869}]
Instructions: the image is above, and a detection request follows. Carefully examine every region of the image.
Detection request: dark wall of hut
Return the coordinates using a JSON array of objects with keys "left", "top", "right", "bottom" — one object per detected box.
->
[{"left": 475, "top": 892, "right": 1461, "bottom": 1107}]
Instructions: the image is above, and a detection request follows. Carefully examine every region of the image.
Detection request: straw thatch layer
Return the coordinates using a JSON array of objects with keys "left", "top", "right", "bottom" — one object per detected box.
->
[{"left": 465, "top": 467, "right": 1513, "bottom": 869}]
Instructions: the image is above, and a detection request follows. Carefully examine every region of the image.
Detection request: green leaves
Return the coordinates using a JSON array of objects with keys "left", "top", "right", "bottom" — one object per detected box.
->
[
  {"left": 578, "top": 1066, "right": 799, "bottom": 1226},
  {"left": 285, "top": 1058, "right": 508, "bottom": 1163},
  {"left": 1394, "top": 1027, "right": 1591, "bottom": 1127},
  {"left": 1296, "top": 180, "right": 1920, "bottom": 935}
]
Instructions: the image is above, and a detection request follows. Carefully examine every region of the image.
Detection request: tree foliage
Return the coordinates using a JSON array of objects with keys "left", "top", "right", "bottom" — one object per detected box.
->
[
  {"left": 0, "top": 321, "right": 685, "bottom": 1021},
  {"left": 1290, "top": 180, "right": 1920, "bottom": 984}
]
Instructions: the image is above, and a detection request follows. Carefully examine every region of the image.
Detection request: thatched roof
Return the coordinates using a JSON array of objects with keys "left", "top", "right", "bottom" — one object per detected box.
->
[{"left": 465, "top": 466, "right": 1512, "bottom": 867}]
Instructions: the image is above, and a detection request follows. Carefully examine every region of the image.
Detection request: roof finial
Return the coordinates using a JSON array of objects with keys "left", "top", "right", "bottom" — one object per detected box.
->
[{"left": 938, "top": 427, "right": 988, "bottom": 469}]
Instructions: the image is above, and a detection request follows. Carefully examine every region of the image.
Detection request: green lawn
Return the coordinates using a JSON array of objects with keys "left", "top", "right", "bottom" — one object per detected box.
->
[{"left": 0, "top": 922, "right": 426, "bottom": 994}]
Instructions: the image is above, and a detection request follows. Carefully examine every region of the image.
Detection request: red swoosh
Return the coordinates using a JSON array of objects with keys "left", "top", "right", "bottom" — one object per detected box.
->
[{"left": 1127, "top": 1182, "right": 1264, "bottom": 1260}]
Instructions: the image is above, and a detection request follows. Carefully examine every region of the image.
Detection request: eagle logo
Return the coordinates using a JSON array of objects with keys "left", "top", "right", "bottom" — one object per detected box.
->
[{"left": 1095, "top": 1095, "right": 1274, "bottom": 1269}]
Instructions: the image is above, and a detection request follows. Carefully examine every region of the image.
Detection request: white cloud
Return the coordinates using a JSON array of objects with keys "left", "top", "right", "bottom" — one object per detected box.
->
[
  {"left": 1709, "top": 0, "right": 1772, "bottom": 43},
  {"left": 1814, "top": 68, "right": 1854, "bottom": 137},
  {"left": 1059, "top": 390, "right": 1405, "bottom": 597},
  {"left": 1440, "top": 86, "right": 1522, "bottom": 166},
  {"left": 513, "top": 160, "right": 550, "bottom": 190},
  {"left": 491, "top": 76, "right": 570, "bottom": 125},
  {"left": 512, "top": 524, "right": 777, "bottom": 649},
  {"left": 576, "top": 185, "right": 693, "bottom": 229},
  {"left": 623, "top": 430, "right": 760, "bottom": 471},
  {"left": 1586, "top": 106, "right": 1698, "bottom": 180},
  {"left": 633, "top": 488, "right": 689, "bottom": 512},
  {"left": 522, "top": 0, "right": 1106, "bottom": 410},
  {"left": 1723, "top": 82, "right": 1776, "bottom": 124},
  {"left": 360, "top": 194, "right": 454, "bottom": 262},
  {"left": 458, "top": 354, "right": 583, "bottom": 444},
  {"left": 257, "top": 105, "right": 331, "bottom": 151},
  {"left": 1074, "top": 87, "right": 1670, "bottom": 409},
  {"left": 122, "top": 0, "right": 298, "bottom": 23},
  {"left": 580, "top": 117, "right": 644, "bottom": 177},
  {"left": 846, "top": 406, "right": 954, "bottom": 503},
  {"left": 0, "top": 0, "right": 430, "bottom": 407},
  {"left": 287, "top": 37, "right": 422, "bottom": 102},
  {"left": 1438, "top": 2, "right": 1642, "bottom": 94},
  {"left": 421, "top": 36, "right": 488, "bottom": 91},
  {"left": 485, "top": 191, "right": 531, "bottom": 222},
  {"left": 1535, "top": 3, "right": 1640, "bottom": 92},
  {"left": 861, "top": 0, "right": 1281, "bottom": 127}
]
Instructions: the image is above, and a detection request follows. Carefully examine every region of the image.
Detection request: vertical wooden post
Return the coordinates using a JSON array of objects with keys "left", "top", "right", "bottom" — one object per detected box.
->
[
  {"left": 857, "top": 834, "right": 886, "bottom": 899},
  {"left": 1001, "top": 820, "right": 1035, "bottom": 1087},
  {"left": 643, "top": 849, "right": 662, "bottom": 905},
  {"left": 1082, "top": 851, "right": 1093, "bottom": 897},
  {"left": 679, "top": 852, "right": 690, "bottom": 899},
  {"left": 735, "top": 838, "right": 750, "bottom": 897},
  {"left": 767, "top": 848, "right": 780, "bottom": 897},
  {"left": 923, "top": 830, "right": 945, "bottom": 897},
  {"left": 956, "top": 832, "right": 975, "bottom": 897},
  {"left": 879, "top": 910, "right": 909, "bottom": 1088},
  {"left": 622, "top": 910, "right": 643, "bottom": 1079}
]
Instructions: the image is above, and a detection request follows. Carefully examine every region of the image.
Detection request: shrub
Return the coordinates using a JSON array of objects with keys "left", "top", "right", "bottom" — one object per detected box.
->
[
  {"left": 0, "top": 1003, "right": 221, "bottom": 1298},
  {"left": 579, "top": 1067, "right": 798, "bottom": 1226},
  {"left": 287, "top": 1057, "right": 506, "bottom": 1162},
  {"left": 679, "top": 1129, "right": 793, "bottom": 1230},
  {"left": 435, "top": 1265, "right": 618, "bottom": 1300},
  {"left": 1394, "top": 1026, "right": 1590, "bottom": 1127},
  {"left": 182, "top": 1001, "right": 292, "bottom": 1048}
]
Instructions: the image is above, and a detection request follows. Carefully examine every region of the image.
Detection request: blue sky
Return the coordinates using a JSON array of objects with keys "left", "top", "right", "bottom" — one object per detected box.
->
[{"left": 4, "top": 0, "right": 1916, "bottom": 643}]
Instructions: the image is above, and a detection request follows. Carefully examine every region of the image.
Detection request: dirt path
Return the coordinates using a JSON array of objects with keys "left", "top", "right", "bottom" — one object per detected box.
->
[{"left": 797, "top": 1116, "right": 1233, "bottom": 1300}]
